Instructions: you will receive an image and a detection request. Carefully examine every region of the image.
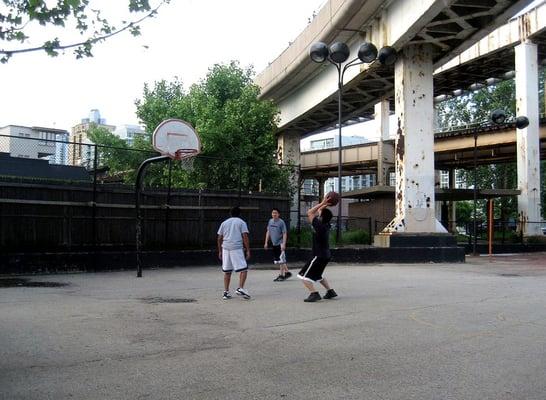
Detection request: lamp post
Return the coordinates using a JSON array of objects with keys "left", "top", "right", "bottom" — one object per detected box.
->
[
  {"left": 471, "top": 109, "right": 529, "bottom": 256},
  {"left": 309, "top": 41, "right": 397, "bottom": 243}
]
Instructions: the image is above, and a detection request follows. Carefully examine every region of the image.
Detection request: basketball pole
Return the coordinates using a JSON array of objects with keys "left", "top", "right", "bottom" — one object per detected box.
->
[{"left": 135, "top": 155, "right": 171, "bottom": 277}]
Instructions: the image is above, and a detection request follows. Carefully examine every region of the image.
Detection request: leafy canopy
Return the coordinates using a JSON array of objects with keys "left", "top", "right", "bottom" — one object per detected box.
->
[
  {"left": 435, "top": 75, "right": 545, "bottom": 220},
  {"left": 90, "top": 61, "right": 290, "bottom": 194},
  {"left": 134, "top": 61, "right": 291, "bottom": 193},
  {"left": 0, "top": 0, "right": 169, "bottom": 63}
]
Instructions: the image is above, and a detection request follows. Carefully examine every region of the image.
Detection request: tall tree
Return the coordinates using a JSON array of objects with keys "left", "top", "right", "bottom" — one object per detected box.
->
[
  {"left": 436, "top": 74, "right": 545, "bottom": 221},
  {"left": 0, "top": 0, "right": 169, "bottom": 63},
  {"left": 134, "top": 61, "right": 291, "bottom": 194}
]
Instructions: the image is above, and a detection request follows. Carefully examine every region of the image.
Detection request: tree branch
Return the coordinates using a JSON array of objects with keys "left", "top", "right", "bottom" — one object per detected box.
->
[{"left": 0, "top": 0, "right": 168, "bottom": 62}]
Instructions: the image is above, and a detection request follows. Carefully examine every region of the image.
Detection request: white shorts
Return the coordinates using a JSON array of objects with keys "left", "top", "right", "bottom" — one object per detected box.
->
[{"left": 222, "top": 248, "right": 248, "bottom": 273}]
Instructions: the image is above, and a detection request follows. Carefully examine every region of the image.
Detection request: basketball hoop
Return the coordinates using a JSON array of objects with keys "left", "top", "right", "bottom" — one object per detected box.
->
[
  {"left": 136, "top": 119, "right": 202, "bottom": 278},
  {"left": 173, "top": 149, "right": 199, "bottom": 172},
  {"left": 153, "top": 119, "right": 201, "bottom": 171}
]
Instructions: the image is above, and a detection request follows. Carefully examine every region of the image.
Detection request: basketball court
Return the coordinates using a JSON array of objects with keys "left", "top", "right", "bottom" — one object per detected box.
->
[{"left": 2, "top": 254, "right": 546, "bottom": 399}]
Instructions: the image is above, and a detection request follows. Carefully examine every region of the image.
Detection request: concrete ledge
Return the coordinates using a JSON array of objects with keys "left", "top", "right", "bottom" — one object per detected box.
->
[
  {"left": 374, "top": 233, "right": 457, "bottom": 248},
  {"left": 1, "top": 246, "right": 466, "bottom": 274}
]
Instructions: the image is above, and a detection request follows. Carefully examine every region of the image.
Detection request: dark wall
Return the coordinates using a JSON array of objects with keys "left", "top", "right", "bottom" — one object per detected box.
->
[
  {"left": 0, "top": 182, "right": 289, "bottom": 252},
  {"left": 348, "top": 197, "right": 395, "bottom": 231}
]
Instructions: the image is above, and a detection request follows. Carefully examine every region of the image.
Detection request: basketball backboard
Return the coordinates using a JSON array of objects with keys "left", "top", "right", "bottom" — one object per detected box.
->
[{"left": 152, "top": 119, "right": 201, "bottom": 159}]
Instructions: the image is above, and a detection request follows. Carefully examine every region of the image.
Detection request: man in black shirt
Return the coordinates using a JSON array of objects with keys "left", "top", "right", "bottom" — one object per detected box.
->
[{"left": 297, "top": 196, "right": 338, "bottom": 302}]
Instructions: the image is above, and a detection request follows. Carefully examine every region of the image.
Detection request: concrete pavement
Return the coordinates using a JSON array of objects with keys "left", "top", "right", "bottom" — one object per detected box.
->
[{"left": 1, "top": 253, "right": 546, "bottom": 399}]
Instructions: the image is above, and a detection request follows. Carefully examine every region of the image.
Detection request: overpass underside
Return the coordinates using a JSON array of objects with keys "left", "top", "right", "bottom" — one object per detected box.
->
[{"left": 259, "top": 0, "right": 543, "bottom": 244}]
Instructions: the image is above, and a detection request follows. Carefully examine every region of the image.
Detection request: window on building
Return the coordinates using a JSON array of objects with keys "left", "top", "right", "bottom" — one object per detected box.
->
[
  {"left": 310, "top": 138, "right": 335, "bottom": 150},
  {"left": 389, "top": 172, "right": 396, "bottom": 187},
  {"left": 440, "top": 170, "right": 450, "bottom": 189},
  {"left": 455, "top": 170, "right": 465, "bottom": 189}
]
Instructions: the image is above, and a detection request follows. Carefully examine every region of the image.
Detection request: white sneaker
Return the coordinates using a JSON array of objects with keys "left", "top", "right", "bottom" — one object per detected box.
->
[
  {"left": 223, "top": 291, "right": 232, "bottom": 300},
  {"left": 236, "top": 287, "right": 251, "bottom": 299}
]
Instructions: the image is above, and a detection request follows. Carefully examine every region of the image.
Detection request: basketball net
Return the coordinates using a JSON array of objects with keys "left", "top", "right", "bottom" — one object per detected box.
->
[{"left": 174, "top": 149, "right": 199, "bottom": 172}]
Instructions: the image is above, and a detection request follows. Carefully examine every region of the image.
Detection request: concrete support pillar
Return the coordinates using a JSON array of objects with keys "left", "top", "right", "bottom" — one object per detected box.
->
[
  {"left": 277, "top": 131, "right": 301, "bottom": 226},
  {"left": 375, "top": 100, "right": 393, "bottom": 186},
  {"left": 515, "top": 41, "right": 542, "bottom": 236},
  {"left": 384, "top": 44, "right": 446, "bottom": 234}
]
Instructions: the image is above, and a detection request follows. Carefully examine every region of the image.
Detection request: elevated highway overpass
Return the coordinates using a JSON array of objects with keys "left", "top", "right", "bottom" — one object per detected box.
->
[
  {"left": 300, "top": 120, "right": 546, "bottom": 178},
  {"left": 256, "top": 0, "right": 543, "bottom": 238},
  {"left": 256, "top": 0, "right": 537, "bottom": 135}
]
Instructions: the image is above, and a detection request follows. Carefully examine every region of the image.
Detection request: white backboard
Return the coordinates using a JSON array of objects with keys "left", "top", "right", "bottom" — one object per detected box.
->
[{"left": 152, "top": 119, "right": 201, "bottom": 158}]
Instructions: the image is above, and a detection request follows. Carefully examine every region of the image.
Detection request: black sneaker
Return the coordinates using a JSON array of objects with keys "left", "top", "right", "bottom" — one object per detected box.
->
[
  {"left": 284, "top": 271, "right": 292, "bottom": 279},
  {"left": 304, "top": 292, "right": 321, "bottom": 302},
  {"left": 273, "top": 275, "right": 285, "bottom": 282},
  {"left": 323, "top": 289, "right": 338, "bottom": 299}
]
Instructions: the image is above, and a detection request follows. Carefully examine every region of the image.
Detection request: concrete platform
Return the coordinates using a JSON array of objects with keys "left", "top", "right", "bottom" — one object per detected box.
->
[{"left": 2, "top": 253, "right": 546, "bottom": 399}]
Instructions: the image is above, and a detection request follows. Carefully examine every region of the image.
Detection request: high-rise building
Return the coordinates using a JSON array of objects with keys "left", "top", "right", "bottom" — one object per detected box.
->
[
  {"left": 114, "top": 124, "right": 146, "bottom": 146},
  {"left": 70, "top": 109, "right": 115, "bottom": 167}
]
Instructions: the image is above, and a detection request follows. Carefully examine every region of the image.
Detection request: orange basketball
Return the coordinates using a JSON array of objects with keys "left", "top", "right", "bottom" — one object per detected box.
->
[{"left": 325, "top": 191, "right": 340, "bottom": 206}]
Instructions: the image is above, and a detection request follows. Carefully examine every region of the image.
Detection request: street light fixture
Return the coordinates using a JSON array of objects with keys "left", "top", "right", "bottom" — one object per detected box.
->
[
  {"left": 310, "top": 41, "right": 397, "bottom": 243},
  {"left": 471, "top": 109, "right": 529, "bottom": 255}
]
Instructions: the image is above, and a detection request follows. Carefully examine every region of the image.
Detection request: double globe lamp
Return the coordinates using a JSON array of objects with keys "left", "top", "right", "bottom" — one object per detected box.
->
[{"left": 309, "top": 41, "right": 397, "bottom": 242}]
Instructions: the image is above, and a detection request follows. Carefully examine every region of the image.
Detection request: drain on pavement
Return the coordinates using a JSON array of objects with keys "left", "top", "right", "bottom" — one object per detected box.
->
[
  {"left": 0, "top": 278, "right": 69, "bottom": 288},
  {"left": 140, "top": 297, "right": 197, "bottom": 304},
  {"left": 499, "top": 273, "right": 521, "bottom": 277}
]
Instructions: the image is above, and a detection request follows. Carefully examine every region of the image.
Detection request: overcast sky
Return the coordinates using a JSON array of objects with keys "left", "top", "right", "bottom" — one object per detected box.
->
[{"left": 0, "top": 0, "right": 326, "bottom": 131}]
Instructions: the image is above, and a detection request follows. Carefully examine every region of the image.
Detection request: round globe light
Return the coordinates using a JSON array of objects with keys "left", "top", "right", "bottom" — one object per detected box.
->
[
  {"left": 309, "top": 42, "right": 329, "bottom": 63},
  {"left": 329, "top": 42, "right": 350, "bottom": 64}
]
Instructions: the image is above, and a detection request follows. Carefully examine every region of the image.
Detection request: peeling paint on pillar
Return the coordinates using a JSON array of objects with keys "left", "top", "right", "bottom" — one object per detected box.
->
[
  {"left": 515, "top": 40, "right": 542, "bottom": 236},
  {"left": 278, "top": 131, "right": 301, "bottom": 225},
  {"left": 383, "top": 44, "right": 446, "bottom": 234}
]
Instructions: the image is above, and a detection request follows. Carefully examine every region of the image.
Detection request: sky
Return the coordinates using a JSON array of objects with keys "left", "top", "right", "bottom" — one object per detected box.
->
[{"left": 0, "top": 0, "right": 326, "bottom": 131}]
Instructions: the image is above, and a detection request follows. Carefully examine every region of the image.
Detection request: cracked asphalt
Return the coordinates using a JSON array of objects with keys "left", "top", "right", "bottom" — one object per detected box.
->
[{"left": 1, "top": 253, "right": 546, "bottom": 400}]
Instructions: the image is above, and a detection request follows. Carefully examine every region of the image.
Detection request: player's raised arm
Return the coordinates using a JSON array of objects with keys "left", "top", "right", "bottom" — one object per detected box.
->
[{"left": 307, "top": 196, "right": 331, "bottom": 223}]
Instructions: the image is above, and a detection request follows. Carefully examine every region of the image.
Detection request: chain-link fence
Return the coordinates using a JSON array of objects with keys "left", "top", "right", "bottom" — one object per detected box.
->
[{"left": 452, "top": 219, "right": 546, "bottom": 245}]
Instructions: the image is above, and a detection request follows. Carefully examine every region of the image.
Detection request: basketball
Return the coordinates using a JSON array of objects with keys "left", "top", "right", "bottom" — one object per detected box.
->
[{"left": 325, "top": 191, "right": 340, "bottom": 206}]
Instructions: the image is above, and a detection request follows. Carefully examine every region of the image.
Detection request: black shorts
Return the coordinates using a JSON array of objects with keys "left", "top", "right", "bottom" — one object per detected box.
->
[
  {"left": 272, "top": 245, "right": 282, "bottom": 261},
  {"left": 298, "top": 256, "right": 330, "bottom": 283},
  {"left": 271, "top": 245, "right": 287, "bottom": 264}
]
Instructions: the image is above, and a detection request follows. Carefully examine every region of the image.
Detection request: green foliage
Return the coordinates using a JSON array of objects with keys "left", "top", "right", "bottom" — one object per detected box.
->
[
  {"left": 455, "top": 200, "right": 474, "bottom": 223},
  {"left": 287, "top": 227, "right": 370, "bottom": 248},
  {"left": 0, "top": 0, "right": 169, "bottom": 63},
  {"left": 134, "top": 78, "right": 190, "bottom": 134},
  {"left": 436, "top": 80, "right": 516, "bottom": 128},
  {"left": 525, "top": 235, "right": 546, "bottom": 244},
  {"left": 339, "top": 229, "right": 369, "bottom": 245},
  {"left": 288, "top": 227, "right": 312, "bottom": 248},
  {"left": 437, "top": 73, "right": 546, "bottom": 221},
  {"left": 134, "top": 61, "right": 291, "bottom": 194},
  {"left": 88, "top": 126, "right": 154, "bottom": 184}
]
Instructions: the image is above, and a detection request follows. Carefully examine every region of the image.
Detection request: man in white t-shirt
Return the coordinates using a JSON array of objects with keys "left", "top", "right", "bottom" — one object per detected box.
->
[{"left": 217, "top": 206, "right": 251, "bottom": 300}]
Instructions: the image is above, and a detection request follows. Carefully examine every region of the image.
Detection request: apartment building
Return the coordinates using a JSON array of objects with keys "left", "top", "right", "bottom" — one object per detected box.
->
[{"left": 0, "top": 125, "right": 69, "bottom": 161}]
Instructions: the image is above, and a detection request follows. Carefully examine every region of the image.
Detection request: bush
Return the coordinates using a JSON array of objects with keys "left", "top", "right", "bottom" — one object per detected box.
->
[
  {"left": 339, "top": 229, "right": 370, "bottom": 245},
  {"left": 288, "top": 227, "right": 370, "bottom": 247},
  {"left": 287, "top": 227, "right": 313, "bottom": 248},
  {"left": 525, "top": 235, "right": 546, "bottom": 244}
]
